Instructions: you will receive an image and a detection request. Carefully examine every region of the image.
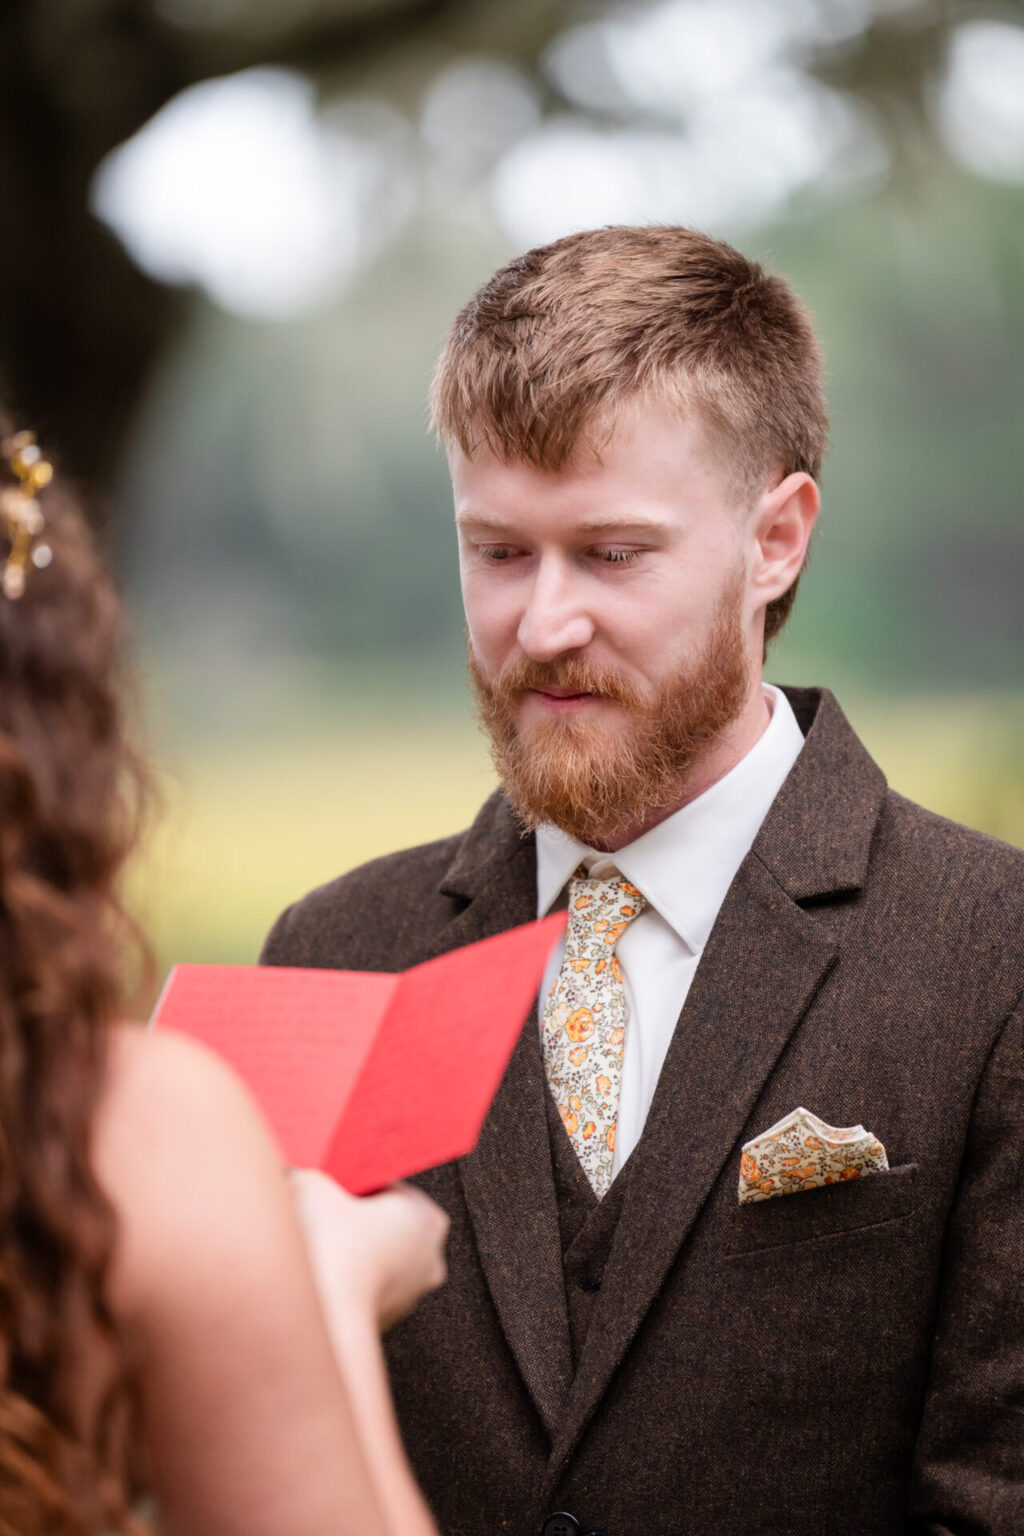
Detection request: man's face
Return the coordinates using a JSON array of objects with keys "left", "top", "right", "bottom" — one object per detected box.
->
[{"left": 452, "top": 400, "right": 766, "bottom": 847}]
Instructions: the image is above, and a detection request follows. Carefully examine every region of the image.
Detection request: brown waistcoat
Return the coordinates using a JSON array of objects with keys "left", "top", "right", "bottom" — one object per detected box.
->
[{"left": 547, "top": 1090, "right": 632, "bottom": 1373}]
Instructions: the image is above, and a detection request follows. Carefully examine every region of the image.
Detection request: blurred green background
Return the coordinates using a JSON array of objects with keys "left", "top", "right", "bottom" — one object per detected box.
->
[{"left": 1, "top": 0, "right": 1022, "bottom": 991}]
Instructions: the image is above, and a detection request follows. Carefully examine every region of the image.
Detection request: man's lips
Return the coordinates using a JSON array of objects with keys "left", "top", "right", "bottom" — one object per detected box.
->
[{"left": 525, "top": 685, "right": 605, "bottom": 713}]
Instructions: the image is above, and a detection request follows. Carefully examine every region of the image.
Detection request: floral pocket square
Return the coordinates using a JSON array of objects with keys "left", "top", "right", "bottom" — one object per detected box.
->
[{"left": 738, "top": 1107, "right": 888, "bottom": 1204}]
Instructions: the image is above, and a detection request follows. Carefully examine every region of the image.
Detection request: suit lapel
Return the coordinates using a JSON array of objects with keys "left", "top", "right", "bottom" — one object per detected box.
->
[
  {"left": 433, "top": 799, "right": 573, "bottom": 1440},
  {"left": 460, "top": 1005, "right": 573, "bottom": 1441}
]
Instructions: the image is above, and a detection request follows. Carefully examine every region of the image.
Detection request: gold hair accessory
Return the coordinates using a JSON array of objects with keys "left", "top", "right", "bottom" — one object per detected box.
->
[{"left": 1, "top": 431, "right": 53, "bottom": 599}]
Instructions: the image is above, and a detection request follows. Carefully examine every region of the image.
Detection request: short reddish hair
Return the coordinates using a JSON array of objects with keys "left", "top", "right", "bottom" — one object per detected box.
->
[{"left": 432, "top": 225, "right": 828, "bottom": 643}]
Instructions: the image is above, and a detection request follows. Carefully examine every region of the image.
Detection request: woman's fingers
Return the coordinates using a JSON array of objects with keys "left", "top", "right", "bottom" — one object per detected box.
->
[{"left": 289, "top": 1171, "right": 449, "bottom": 1333}]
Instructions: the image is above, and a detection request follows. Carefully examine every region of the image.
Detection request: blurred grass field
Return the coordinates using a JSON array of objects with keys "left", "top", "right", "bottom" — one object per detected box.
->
[{"left": 129, "top": 691, "right": 1024, "bottom": 997}]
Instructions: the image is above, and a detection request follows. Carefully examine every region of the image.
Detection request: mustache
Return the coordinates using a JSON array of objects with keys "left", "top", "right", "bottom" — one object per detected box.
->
[{"left": 481, "top": 654, "right": 647, "bottom": 712}]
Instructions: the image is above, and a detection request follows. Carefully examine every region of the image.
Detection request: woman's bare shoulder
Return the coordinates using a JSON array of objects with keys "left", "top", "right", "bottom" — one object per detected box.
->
[
  {"left": 100, "top": 1024, "right": 278, "bottom": 1159},
  {"left": 94, "top": 1025, "right": 295, "bottom": 1322},
  {"left": 98, "top": 1023, "right": 283, "bottom": 1195}
]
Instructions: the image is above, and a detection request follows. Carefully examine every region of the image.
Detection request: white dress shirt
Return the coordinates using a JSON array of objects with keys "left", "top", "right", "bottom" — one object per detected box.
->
[{"left": 536, "top": 684, "right": 805, "bottom": 1177}]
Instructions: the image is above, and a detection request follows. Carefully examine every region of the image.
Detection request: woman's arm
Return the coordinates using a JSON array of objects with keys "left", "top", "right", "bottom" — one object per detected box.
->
[
  {"left": 92, "top": 1025, "right": 442, "bottom": 1536},
  {"left": 291, "top": 1171, "right": 447, "bottom": 1536}
]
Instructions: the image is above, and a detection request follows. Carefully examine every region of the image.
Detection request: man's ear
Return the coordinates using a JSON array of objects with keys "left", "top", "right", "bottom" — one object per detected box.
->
[{"left": 749, "top": 471, "right": 819, "bottom": 608}]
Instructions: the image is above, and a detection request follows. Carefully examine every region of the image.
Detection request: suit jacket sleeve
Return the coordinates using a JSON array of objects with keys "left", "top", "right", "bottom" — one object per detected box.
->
[
  {"left": 258, "top": 832, "right": 468, "bottom": 974},
  {"left": 910, "top": 995, "right": 1024, "bottom": 1532},
  {"left": 261, "top": 900, "right": 303, "bottom": 967}
]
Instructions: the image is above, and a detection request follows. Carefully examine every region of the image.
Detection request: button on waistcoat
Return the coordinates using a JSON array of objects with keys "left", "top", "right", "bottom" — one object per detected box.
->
[{"left": 546, "top": 1090, "right": 632, "bottom": 1369}]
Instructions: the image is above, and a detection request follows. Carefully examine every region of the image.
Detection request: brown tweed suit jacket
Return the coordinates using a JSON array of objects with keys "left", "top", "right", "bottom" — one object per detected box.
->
[{"left": 262, "top": 688, "right": 1024, "bottom": 1536}]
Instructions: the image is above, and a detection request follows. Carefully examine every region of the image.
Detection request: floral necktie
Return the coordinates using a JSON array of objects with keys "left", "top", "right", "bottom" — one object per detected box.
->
[{"left": 541, "top": 867, "right": 646, "bottom": 1198}]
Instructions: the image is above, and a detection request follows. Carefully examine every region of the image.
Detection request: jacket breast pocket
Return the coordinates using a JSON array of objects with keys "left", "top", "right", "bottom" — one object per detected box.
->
[{"left": 724, "top": 1162, "right": 918, "bottom": 1257}]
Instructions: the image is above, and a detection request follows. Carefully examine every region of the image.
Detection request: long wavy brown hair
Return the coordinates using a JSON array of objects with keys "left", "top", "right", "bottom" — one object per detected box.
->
[{"left": 0, "top": 415, "right": 150, "bottom": 1533}]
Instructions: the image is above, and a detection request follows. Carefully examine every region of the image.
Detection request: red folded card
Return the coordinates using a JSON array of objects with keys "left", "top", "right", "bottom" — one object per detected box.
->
[{"left": 151, "top": 912, "right": 566, "bottom": 1194}]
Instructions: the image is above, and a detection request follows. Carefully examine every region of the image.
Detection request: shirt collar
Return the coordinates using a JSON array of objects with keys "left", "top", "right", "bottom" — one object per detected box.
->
[{"left": 535, "top": 684, "right": 806, "bottom": 953}]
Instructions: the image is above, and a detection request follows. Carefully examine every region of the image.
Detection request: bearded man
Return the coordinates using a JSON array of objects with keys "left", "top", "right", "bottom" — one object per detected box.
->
[{"left": 263, "top": 227, "right": 1024, "bottom": 1536}]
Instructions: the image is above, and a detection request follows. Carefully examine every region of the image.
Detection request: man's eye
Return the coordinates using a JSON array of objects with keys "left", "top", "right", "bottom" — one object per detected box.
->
[
  {"left": 480, "top": 545, "right": 514, "bottom": 561},
  {"left": 595, "top": 548, "right": 641, "bottom": 565}
]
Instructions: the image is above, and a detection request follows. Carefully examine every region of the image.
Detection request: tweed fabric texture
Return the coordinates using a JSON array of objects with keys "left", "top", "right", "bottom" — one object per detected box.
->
[
  {"left": 541, "top": 869, "right": 645, "bottom": 1196},
  {"left": 262, "top": 688, "right": 1024, "bottom": 1536}
]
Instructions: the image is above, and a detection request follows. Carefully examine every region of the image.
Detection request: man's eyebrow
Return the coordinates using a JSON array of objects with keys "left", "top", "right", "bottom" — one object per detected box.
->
[
  {"left": 454, "top": 512, "right": 509, "bottom": 532},
  {"left": 569, "top": 518, "right": 673, "bottom": 537},
  {"left": 455, "top": 512, "right": 672, "bottom": 537}
]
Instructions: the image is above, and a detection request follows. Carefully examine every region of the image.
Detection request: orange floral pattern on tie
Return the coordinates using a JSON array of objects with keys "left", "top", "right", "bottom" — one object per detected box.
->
[{"left": 541, "top": 868, "right": 646, "bottom": 1197}]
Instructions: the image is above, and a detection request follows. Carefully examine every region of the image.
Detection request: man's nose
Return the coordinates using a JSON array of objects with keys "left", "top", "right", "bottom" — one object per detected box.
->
[{"left": 516, "top": 559, "right": 595, "bottom": 661}]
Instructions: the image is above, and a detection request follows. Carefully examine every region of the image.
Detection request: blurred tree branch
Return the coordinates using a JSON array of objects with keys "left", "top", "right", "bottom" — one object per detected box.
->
[{"left": 0, "top": 0, "right": 572, "bottom": 499}]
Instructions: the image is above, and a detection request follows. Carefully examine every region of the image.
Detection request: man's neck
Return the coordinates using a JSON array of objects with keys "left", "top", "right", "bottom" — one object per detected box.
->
[{"left": 591, "top": 684, "right": 774, "bottom": 853}]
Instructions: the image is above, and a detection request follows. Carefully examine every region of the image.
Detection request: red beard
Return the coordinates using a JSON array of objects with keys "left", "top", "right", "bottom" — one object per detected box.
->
[{"left": 468, "top": 573, "right": 750, "bottom": 848}]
